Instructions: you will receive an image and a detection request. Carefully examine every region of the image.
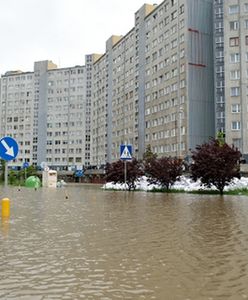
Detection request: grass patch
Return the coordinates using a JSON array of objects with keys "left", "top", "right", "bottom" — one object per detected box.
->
[
  {"left": 148, "top": 188, "right": 185, "bottom": 193},
  {"left": 146, "top": 187, "right": 248, "bottom": 195},
  {"left": 224, "top": 188, "right": 248, "bottom": 195}
]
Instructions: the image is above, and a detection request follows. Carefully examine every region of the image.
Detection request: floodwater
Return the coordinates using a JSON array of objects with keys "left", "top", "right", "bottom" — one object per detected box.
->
[{"left": 1, "top": 185, "right": 248, "bottom": 300}]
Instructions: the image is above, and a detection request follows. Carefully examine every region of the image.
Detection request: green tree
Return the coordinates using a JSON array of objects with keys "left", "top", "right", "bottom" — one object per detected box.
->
[
  {"left": 143, "top": 144, "right": 157, "bottom": 175},
  {"left": 0, "top": 159, "right": 5, "bottom": 183},
  {"left": 216, "top": 131, "right": 225, "bottom": 146},
  {"left": 0, "top": 164, "right": 38, "bottom": 186},
  {"left": 143, "top": 144, "right": 157, "bottom": 162},
  {"left": 191, "top": 139, "right": 241, "bottom": 195}
]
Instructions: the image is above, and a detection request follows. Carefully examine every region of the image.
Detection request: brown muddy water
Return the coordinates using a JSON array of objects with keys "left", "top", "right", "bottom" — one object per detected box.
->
[{"left": 0, "top": 185, "right": 248, "bottom": 300}]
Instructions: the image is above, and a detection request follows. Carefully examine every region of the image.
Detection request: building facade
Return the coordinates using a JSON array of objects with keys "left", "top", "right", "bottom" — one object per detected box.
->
[
  {"left": 4, "top": 0, "right": 248, "bottom": 169},
  {"left": 0, "top": 70, "right": 35, "bottom": 166},
  {"left": 91, "top": 0, "right": 215, "bottom": 165},
  {"left": 222, "top": 0, "right": 248, "bottom": 160},
  {"left": 0, "top": 61, "right": 91, "bottom": 170}
]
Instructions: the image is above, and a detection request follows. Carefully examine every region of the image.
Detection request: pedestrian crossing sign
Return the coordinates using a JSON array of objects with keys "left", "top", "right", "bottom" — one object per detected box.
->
[{"left": 120, "top": 145, "right": 132, "bottom": 160}]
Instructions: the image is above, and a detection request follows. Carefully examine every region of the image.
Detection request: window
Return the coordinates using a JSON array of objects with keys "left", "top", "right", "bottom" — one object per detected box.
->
[
  {"left": 171, "top": 11, "right": 177, "bottom": 20},
  {"left": 179, "top": 19, "right": 184, "bottom": 29},
  {"left": 171, "top": 39, "right": 177, "bottom": 49},
  {"left": 171, "top": 83, "right": 177, "bottom": 92},
  {"left": 230, "top": 87, "right": 240, "bottom": 96},
  {"left": 179, "top": 4, "right": 184, "bottom": 14},
  {"left": 231, "top": 121, "right": 241, "bottom": 130},
  {"left": 171, "top": 68, "right": 178, "bottom": 77},
  {"left": 171, "top": 25, "right": 177, "bottom": 34},
  {"left": 245, "top": 20, "right": 248, "bottom": 29},
  {"left": 233, "top": 138, "right": 241, "bottom": 149},
  {"left": 230, "top": 53, "right": 240, "bottom": 63},
  {"left": 171, "top": 0, "right": 177, "bottom": 6},
  {"left": 171, "top": 54, "right": 177, "bottom": 63},
  {"left": 230, "top": 21, "right": 239, "bottom": 30},
  {"left": 179, "top": 34, "right": 184, "bottom": 43},
  {"left": 229, "top": 5, "right": 239, "bottom": 14},
  {"left": 180, "top": 79, "right": 185, "bottom": 88},
  {"left": 230, "top": 70, "right": 240, "bottom": 80},
  {"left": 231, "top": 104, "right": 241, "bottom": 113},
  {"left": 246, "top": 36, "right": 248, "bottom": 45},
  {"left": 229, "top": 37, "right": 239, "bottom": 46}
]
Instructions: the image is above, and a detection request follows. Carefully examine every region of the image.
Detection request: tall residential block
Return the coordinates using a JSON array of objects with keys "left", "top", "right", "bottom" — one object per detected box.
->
[
  {"left": 222, "top": 1, "right": 248, "bottom": 160},
  {"left": 0, "top": 61, "right": 91, "bottom": 170},
  {"left": 91, "top": 0, "right": 214, "bottom": 165},
  {"left": 4, "top": 0, "right": 243, "bottom": 169},
  {"left": 0, "top": 70, "right": 35, "bottom": 165}
]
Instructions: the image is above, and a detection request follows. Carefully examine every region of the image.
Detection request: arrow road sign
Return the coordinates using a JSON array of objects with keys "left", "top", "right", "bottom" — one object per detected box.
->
[
  {"left": 23, "top": 162, "right": 29, "bottom": 169},
  {"left": 120, "top": 145, "right": 132, "bottom": 160},
  {"left": 0, "top": 136, "right": 19, "bottom": 161}
]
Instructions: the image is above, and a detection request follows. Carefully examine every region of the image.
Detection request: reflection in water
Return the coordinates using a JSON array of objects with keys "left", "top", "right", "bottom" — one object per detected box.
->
[
  {"left": 0, "top": 186, "right": 248, "bottom": 299},
  {"left": 1, "top": 217, "right": 10, "bottom": 237}
]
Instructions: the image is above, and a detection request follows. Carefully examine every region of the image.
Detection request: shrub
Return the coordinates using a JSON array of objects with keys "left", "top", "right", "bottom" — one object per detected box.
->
[
  {"left": 145, "top": 156, "right": 183, "bottom": 191},
  {"left": 191, "top": 138, "right": 241, "bottom": 194},
  {"left": 105, "top": 158, "right": 144, "bottom": 191}
]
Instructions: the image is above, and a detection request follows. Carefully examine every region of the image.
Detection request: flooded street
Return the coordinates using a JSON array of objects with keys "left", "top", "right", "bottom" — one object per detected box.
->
[{"left": 1, "top": 185, "right": 248, "bottom": 299}]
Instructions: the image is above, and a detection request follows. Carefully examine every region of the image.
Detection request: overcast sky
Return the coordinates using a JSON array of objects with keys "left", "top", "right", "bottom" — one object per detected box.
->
[{"left": 0, "top": 0, "right": 154, "bottom": 74}]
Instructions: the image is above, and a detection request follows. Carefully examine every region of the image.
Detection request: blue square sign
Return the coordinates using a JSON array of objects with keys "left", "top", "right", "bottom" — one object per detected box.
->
[{"left": 120, "top": 145, "right": 132, "bottom": 160}]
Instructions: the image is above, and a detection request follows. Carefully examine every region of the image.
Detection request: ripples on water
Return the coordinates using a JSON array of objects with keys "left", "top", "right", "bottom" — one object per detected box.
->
[{"left": 0, "top": 185, "right": 248, "bottom": 299}]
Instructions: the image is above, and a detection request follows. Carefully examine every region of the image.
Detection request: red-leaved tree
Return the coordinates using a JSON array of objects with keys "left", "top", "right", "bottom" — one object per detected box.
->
[
  {"left": 105, "top": 158, "right": 144, "bottom": 191},
  {"left": 191, "top": 139, "right": 241, "bottom": 194},
  {"left": 145, "top": 156, "right": 183, "bottom": 191}
]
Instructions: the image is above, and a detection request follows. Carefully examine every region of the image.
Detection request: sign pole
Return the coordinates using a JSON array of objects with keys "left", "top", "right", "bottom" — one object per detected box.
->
[
  {"left": 120, "top": 144, "right": 132, "bottom": 190},
  {"left": 4, "top": 161, "right": 8, "bottom": 188},
  {"left": 124, "top": 160, "right": 127, "bottom": 189},
  {"left": 0, "top": 136, "right": 19, "bottom": 189}
]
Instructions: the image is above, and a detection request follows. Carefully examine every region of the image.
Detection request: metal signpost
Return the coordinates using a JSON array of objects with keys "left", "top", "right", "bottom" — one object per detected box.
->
[
  {"left": 120, "top": 145, "right": 132, "bottom": 189},
  {"left": 23, "top": 161, "right": 29, "bottom": 181},
  {"left": 0, "top": 136, "right": 19, "bottom": 188}
]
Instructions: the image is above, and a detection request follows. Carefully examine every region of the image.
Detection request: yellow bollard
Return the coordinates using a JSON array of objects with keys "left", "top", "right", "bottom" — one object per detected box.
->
[{"left": 2, "top": 198, "right": 10, "bottom": 218}]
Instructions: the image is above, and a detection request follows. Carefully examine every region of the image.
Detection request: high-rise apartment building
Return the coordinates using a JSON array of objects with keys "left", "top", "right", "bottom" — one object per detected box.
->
[
  {"left": 5, "top": 0, "right": 248, "bottom": 169},
  {"left": 213, "top": 0, "right": 248, "bottom": 161},
  {"left": 222, "top": 1, "right": 248, "bottom": 160},
  {"left": 91, "top": 49, "right": 108, "bottom": 167},
  {"left": 0, "top": 70, "right": 35, "bottom": 166},
  {"left": 0, "top": 60, "right": 91, "bottom": 170},
  {"left": 91, "top": 0, "right": 214, "bottom": 165}
]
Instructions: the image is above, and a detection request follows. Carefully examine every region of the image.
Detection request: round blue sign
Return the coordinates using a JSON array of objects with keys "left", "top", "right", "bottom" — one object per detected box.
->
[
  {"left": 0, "top": 136, "right": 19, "bottom": 161},
  {"left": 23, "top": 162, "right": 29, "bottom": 169}
]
